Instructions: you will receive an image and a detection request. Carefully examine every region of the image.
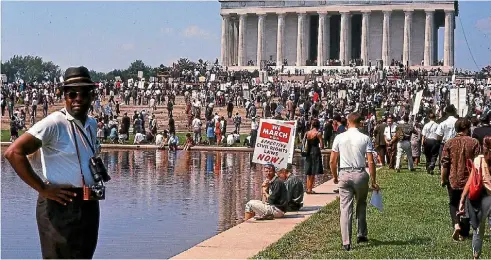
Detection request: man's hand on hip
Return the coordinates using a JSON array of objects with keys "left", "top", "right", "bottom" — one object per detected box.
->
[{"left": 40, "top": 183, "right": 77, "bottom": 206}]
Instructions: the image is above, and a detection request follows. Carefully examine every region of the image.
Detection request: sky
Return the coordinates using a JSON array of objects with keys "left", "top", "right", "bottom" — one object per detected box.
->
[{"left": 1, "top": 1, "right": 490, "bottom": 73}]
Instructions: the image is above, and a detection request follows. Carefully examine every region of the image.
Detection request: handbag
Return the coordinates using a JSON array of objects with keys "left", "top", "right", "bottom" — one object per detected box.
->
[{"left": 466, "top": 157, "right": 483, "bottom": 201}]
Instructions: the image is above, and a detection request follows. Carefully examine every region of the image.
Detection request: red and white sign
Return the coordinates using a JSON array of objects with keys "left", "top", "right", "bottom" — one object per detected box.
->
[{"left": 252, "top": 119, "right": 296, "bottom": 169}]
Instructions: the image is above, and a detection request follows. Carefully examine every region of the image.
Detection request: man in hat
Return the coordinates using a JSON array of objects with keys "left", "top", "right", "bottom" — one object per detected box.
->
[{"left": 5, "top": 66, "right": 101, "bottom": 259}]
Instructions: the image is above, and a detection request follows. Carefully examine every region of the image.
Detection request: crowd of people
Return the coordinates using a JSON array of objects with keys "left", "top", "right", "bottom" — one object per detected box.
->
[{"left": 3, "top": 61, "right": 491, "bottom": 258}]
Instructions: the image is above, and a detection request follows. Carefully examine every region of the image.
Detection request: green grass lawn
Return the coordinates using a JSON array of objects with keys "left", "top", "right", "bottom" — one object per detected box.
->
[
  {"left": 254, "top": 166, "right": 491, "bottom": 259},
  {"left": 1, "top": 129, "right": 248, "bottom": 146}
]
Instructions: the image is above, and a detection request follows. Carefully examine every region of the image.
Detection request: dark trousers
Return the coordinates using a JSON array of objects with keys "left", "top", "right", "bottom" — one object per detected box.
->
[
  {"left": 423, "top": 139, "right": 440, "bottom": 171},
  {"left": 376, "top": 144, "right": 387, "bottom": 165},
  {"left": 387, "top": 143, "right": 397, "bottom": 169},
  {"left": 447, "top": 187, "right": 470, "bottom": 237},
  {"left": 36, "top": 191, "right": 100, "bottom": 259}
]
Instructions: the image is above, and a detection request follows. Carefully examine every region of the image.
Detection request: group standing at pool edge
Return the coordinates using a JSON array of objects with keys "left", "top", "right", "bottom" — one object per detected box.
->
[{"left": 4, "top": 65, "right": 491, "bottom": 259}]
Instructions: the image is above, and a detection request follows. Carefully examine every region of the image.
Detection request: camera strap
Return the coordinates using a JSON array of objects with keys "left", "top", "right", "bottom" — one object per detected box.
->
[
  {"left": 60, "top": 109, "right": 96, "bottom": 186},
  {"left": 70, "top": 120, "right": 86, "bottom": 186}
]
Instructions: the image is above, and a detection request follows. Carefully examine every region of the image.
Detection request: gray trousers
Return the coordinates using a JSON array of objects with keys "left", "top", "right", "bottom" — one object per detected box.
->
[
  {"left": 339, "top": 169, "right": 370, "bottom": 245},
  {"left": 472, "top": 195, "right": 491, "bottom": 257}
]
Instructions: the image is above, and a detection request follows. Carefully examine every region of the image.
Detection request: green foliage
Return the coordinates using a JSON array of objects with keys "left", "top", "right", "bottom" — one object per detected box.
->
[
  {"left": 1, "top": 55, "right": 206, "bottom": 84},
  {"left": 1, "top": 55, "right": 62, "bottom": 83},
  {"left": 254, "top": 167, "right": 491, "bottom": 259}
]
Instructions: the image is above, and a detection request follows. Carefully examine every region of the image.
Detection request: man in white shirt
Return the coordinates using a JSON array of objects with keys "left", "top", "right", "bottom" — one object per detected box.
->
[
  {"left": 422, "top": 112, "right": 440, "bottom": 174},
  {"left": 4, "top": 66, "right": 102, "bottom": 258},
  {"left": 436, "top": 105, "right": 458, "bottom": 164},
  {"left": 383, "top": 117, "right": 398, "bottom": 169},
  {"left": 330, "top": 112, "right": 379, "bottom": 251},
  {"left": 192, "top": 116, "right": 202, "bottom": 144},
  {"left": 251, "top": 117, "right": 259, "bottom": 146}
]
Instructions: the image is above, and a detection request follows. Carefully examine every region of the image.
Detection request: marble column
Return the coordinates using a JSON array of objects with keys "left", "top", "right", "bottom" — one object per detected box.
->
[
  {"left": 296, "top": 13, "right": 306, "bottom": 66},
  {"left": 424, "top": 10, "right": 434, "bottom": 66},
  {"left": 403, "top": 10, "right": 412, "bottom": 66},
  {"left": 444, "top": 10, "right": 455, "bottom": 66},
  {"left": 220, "top": 14, "right": 230, "bottom": 66},
  {"left": 257, "top": 14, "right": 266, "bottom": 68},
  {"left": 227, "top": 19, "right": 234, "bottom": 66},
  {"left": 360, "top": 11, "right": 370, "bottom": 66},
  {"left": 233, "top": 19, "right": 239, "bottom": 66},
  {"left": 237, "top": 14, "right": 246, "bottom": 66},
  {"left": 382, "top": 11, "right": 391, "bottom": 66},
  {"left": 276, "top": 13, "right": 285, "bottom": 66},
  {"left": 339, "top": 12, "right": 350, "bottom": 65},
  {"left": 317, "top": 12, "right": 327, "bottom": 66}
]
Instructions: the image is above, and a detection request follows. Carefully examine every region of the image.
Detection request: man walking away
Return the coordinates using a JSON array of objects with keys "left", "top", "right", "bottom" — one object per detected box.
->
[
  {"left": 395, "top": 115, "right": 415, "bottom": 172},
  {"left": 330, "top": 112, "right": 379, "bottom": 251},
  {"left": 422, "top": 113, "right": 439, "bottom": 174}
]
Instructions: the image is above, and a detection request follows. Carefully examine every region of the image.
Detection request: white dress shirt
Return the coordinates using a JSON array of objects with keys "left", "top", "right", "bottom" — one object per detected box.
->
[
  {"left": 332, "top": 128, "right": 374, "bottom": 169},
  {"left": 383, "top": 124, "right": 398, "bottom": 142}
]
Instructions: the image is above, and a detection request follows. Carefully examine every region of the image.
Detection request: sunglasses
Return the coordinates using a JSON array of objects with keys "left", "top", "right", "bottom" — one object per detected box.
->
[{"left": 66, "top": 90, "right": 94, "bottom": 99}]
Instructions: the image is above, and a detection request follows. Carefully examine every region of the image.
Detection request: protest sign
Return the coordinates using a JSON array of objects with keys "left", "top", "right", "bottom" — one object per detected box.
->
[
  {"left": 199, "top": 76, "right": 206, "bottom": 82},
  {"left": 252, "top": 119, "right": 295, "bottom": 169},
  {"left": 115, "top": 76, "right": 121, "bottom": 82},
  {"left": 1, "top": 74, "right": 7, "bottom": 83},
  {"left": 210, "top": 74, "right": 216, "bottom": 81},
  {"left": 412, "top": 90, "right": 423, "bottom": 115},
  {"left": 59, "top": 76, "right": 64, "bottom": 83},
  {"left": 137, "top": 71, "right": 143, "bottom": 78}
]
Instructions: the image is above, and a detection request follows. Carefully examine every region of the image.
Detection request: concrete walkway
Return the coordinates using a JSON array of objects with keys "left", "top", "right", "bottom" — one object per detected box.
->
[{"left": 172, "top": 179, "right": 339, "bottom": 259}]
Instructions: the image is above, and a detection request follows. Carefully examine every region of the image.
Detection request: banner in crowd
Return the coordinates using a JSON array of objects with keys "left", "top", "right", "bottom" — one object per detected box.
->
[
  {"left": 252, "top": 119, "right": 296, "bottom": 169},
  {"left": 412, "top": 90, "right": 423, "bottom": 115}
]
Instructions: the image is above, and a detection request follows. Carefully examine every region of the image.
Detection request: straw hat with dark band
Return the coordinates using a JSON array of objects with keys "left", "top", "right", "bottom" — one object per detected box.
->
[{"left": 63, "top": 66, "right": 96, "bottom": 88}]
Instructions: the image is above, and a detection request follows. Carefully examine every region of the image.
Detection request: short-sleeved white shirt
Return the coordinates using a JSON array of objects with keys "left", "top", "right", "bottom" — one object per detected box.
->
[
  {"left": 27, "top": 109, "right": 98, "bottom": 187},
  {"left": 332, "top": 128, "right": 374, "bottom": 169},
  {"left": 422, "top": 120, "right": 439, "bottom": 139},
  {"left": 435, "top": 116, "right": 457, "bottom": 143}
]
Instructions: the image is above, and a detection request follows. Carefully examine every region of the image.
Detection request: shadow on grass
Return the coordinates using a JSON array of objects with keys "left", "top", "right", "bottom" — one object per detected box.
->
[
  {"left": 282, "top": 214, "right": 307, "bottom": 219},
  {"left": 299, "top": 206, "right": 322, "bottom": 211}
]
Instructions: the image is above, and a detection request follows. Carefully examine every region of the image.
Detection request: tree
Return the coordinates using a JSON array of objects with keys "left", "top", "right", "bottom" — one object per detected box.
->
[
  {"left": 176, "top": 58, "right": 196, "bottom": 71},
  {"left": 1, "top": 55, "right": 61, "bottom": 83}
]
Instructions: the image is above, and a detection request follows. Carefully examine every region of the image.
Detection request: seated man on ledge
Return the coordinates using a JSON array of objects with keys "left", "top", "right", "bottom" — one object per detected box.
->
[
  {"left": 244, "top": 163, "right": 288, "bottom": 220},
  {"left": 278, "top": 168, "right": 304, "bottom": 211}
]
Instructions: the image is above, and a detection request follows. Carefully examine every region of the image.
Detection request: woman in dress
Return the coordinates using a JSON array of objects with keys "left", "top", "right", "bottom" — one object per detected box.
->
[{"left": 304, "top": 119, "right": 324, "bottom": 194}]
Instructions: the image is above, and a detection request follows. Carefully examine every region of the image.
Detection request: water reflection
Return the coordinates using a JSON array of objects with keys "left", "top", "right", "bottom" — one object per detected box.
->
[{"left": 1, "top": 150, "right": 331, "bottom": 259}]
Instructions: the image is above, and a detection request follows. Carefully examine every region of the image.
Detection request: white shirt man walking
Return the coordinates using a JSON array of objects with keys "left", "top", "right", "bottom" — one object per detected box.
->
[{"left": 330, "top": 112, "right": 380, "bottom": 251}]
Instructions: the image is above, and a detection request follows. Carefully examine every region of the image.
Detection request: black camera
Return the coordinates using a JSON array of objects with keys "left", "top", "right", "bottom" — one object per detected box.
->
[
  {"left": 83, "top": 183, "right": 105, "bottom": 201},
  {"left": 82, "top": 157, "right": 110, "bottom": 201},
  {"left": 89, "top": 157, "right": 111, "bottom": 182}
]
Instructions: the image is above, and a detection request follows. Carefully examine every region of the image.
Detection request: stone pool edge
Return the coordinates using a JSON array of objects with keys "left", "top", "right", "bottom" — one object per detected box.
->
[
  {"left": 171, "top": 179, "right": 339, "bottom": 259},
  {"left": 0, "top": 142, "right": 331, "bottom": 154}
]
